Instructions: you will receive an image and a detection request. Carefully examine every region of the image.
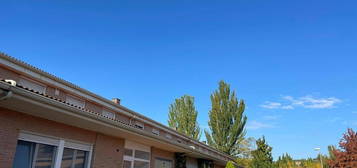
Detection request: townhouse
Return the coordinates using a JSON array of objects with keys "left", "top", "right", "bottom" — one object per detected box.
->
[{"left": 0, "top": 53, "right": 233, "bottom": 168}]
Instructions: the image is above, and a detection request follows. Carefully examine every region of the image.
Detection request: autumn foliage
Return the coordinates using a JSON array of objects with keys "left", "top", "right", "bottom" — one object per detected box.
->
[{"left": 328, "top": 128, "right": 357, "bottom": 168}]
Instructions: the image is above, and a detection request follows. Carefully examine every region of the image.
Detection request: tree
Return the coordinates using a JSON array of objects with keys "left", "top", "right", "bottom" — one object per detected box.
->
[
  {"left": 275, "top": 153, "right": 294, "bottom": 168},
  {"left": 327, "top": 145, "right": 336, "bottom": 160},
  {"left": 328, "top": 128, "right": 357, "bottom": 168},
  {"left": 300, "top": 158, "right": 320, "bottom": 168},
  {"left": 236, "top": 137, "right": 255, "bottom": 168},
  {"left": 250, "top": 137, "right": 275, "bottom": 168},
  {"left": 205, "top": 81, "right": 247, "bottom": 156},
  {"left": 225, "top": 161, "right": 236, "bottom": 168},
  {"left": 168, "top": 95, "right": 201, "bottom": 140}
]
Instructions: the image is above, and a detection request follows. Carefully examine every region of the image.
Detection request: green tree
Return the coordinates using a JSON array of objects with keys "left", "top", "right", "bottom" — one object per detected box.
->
[
  {"left": 327, "top": 145, "right": 336, "bottom": 160},
  {"left": 250, "top": 137, "right": 275, "bottom": 168},
  {"left": 236, "top": 137, "right": 255, "bottom": 168},
  {"left": 168, "top": 95, "right": 201, "bottom": 140},
  {"left": 275, "top": 153, "right": 294, "bottom": 168},
  {"left": 225, "top": 161, "right": 236, "bottom": 168},
  {"left": 205, "top": 81, "right": 247, "bottom": 156}
]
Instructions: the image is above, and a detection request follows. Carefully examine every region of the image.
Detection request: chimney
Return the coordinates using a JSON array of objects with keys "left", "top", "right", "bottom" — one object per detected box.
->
[{"left": 112, "top": 98, "right": 121, "bottom": 105}]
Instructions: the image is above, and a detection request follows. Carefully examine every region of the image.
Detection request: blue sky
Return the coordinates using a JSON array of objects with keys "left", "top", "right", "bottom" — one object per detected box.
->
[{"left": 1, "top": 0, "right": 357, "bottom": 159}]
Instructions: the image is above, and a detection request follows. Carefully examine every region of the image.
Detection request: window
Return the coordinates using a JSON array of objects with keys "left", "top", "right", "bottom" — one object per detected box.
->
[
  {"left": 165, "top": 134, "right": 172, "bottom": 139},
  {"left": 102, "top": 110, "right": 115, "bottom": 119},
  {"left": 152, "top": 128, "right": 160, "bottom": 135},
  {"left": 134, "top": 161, "right": 149, "bottom": 168},
  {"left": 134, "top": 121, "right": 144, "bottom": 130},
  {"left": 123, "top": 141, "right": 150, "bottom": 168},
  {"left": 13, "top": 132, "right": 92, "bottom": 168},
  {"left": 18, "top": 77, "right": 46, "bottom": 94},
  {"left": 134, "top": 150, "right": 150, "bottom": 160},
  {"left": 124, "top": 161, "right": 132, "bottom": 168},
  {"left": 13, "top": 140, "right": 57, "bottom": 168},
  {"left": 124, "top": 149, "right": 133, "bottom": 157},
  {"left": 61, "top": 148, "right": 88, "bottom": 168},
  {"left": 66, "top": 95, "right": 85, "bottom": 108},
  {"left": 155, "top": 158, "right": 172, "bottom": 168}
]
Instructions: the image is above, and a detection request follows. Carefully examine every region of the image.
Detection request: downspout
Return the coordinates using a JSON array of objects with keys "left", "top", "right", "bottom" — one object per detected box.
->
[{"left": 0, "top": 79, "right": 16, "bottom": 101}]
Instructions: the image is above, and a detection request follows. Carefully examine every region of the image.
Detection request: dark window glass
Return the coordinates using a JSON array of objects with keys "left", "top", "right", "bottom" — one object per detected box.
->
[
  {"left": 134, "top": 150, "right": 150, "bottom": 160},
  {"left": 124, "top": 161, "right": 132, "bottom": 168},
  {"left": 13, "top": 140, "right": 36, "bottom": 168},
  {"left": 61, "top": 148, "right": 75, "bottom": 168},
  {"left": 134, "top": 161, "right": 149, "bottom": 168},
  {"left": 61, "top": 148, "right": 87, "bottom": 168},
  {"left": 74, "top": 150, "right": 87, "bottom": 168},
  {"left": 34, "top": 144, "right": 57, "bottom": 168},
  {"left": 124, "top": 148, "right": 133, "bottom": 156}
]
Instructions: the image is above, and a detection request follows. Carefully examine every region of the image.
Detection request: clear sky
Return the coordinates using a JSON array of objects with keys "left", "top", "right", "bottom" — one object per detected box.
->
[{"left": 1, "top": 0, "right": 356, "bottom": 159}]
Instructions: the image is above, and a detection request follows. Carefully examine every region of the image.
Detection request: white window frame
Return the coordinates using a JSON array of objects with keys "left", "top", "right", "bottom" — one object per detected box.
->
[
  {"left": 124, "top": 140, "right": 150, "bottom": 168},
  {"left": 17, "top": 131, "right": 93, "bottom": 168}
]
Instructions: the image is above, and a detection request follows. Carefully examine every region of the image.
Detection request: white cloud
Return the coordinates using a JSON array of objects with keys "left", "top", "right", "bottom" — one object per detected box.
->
[
  {"left": 260, "top": 102, "right": 282, "bottom": 109},
  {"left": 263, "top": 115, "right": 280, "bottom": 120},
  {"left": 283, "top": 96, "right": 341, "bottom": 109},
  {"left": 260, "top": 101, "right": 294, "bottom": 110},
  {"left": 261, "top": 95, "right": 341, "bottom": 110},
  {"left": 246, "top": 121, "right": 274, "bottom": 130}
]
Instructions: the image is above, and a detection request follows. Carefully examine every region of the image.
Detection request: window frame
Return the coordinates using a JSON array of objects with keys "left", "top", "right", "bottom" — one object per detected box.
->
[
  {"left": 134, "top": 121, "right": 145, "bottom": 130},
  {"left": 16, "top": 131, "right": 93, "bottom": 168},
  {"left": 123, "top": 141, "right": 150, "bottom": 168},
  {"left": 152, "top": 128, "right": 160, "bottom": 136}
]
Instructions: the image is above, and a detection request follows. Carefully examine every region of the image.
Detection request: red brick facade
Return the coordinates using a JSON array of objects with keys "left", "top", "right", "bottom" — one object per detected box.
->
[
  {"left": 0, "top": 107, "right": 127, "bottom": 168},
  {"left": 0, "top": 108, "right": 203, "bottom": 168},
  {"left": 92, "top": 134, "right": 125, "bottom": 168}
]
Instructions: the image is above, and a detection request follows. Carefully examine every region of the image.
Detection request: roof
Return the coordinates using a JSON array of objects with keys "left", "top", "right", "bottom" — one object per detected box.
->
[{"left": 0, "top": 52, "right": 235, "bottom": 162}]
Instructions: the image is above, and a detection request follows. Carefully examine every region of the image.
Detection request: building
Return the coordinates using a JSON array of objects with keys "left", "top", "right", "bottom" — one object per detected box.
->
[{"left": 0, "top": 53, "right": 233, "bottom": 168}]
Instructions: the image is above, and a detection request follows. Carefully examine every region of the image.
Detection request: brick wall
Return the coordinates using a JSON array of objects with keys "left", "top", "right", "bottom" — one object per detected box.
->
[
  {"left": 91, "top": 133, "right": 125, "bottom": 168},
  {"left": 0, "top": 107, "right": 125, "bottom": 168}
]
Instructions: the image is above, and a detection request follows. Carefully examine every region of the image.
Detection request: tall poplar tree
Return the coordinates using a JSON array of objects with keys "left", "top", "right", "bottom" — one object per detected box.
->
[
  {"left": 251, "top": 137, "right": 275, "bottom": 168},
  {"left": 168, "top": 95, "right": 201, "bottom": 140},
  {"left": 205, "top": 80, "right": 247, "bottom": 156}
]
